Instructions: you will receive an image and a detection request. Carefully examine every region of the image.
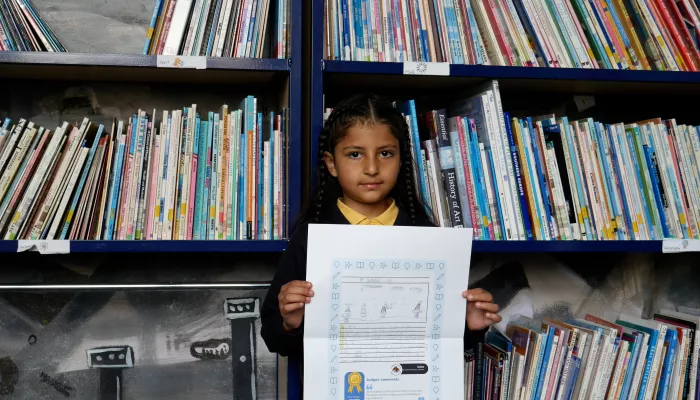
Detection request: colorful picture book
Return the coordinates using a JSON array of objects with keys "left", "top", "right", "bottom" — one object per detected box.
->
[
  {"left": 0, "top": 0, "right": 65, "bottom": 52},
  {"left": 0, "top": 99, "right": 288, "bottom": 241},
  {"left": 323, "top": 0, "right": 700, "bottom": 71},
  {"left": 144, "top": 0, "right": 289, "bottom": 58},
  {"left": 467, "top": 310, "right": 700, "bottom": 400}
]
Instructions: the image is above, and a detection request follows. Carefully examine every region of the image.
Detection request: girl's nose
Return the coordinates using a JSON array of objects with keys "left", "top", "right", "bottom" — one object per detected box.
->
[{"left": 363, "top": 157, "right": 379, "bottom": 175}]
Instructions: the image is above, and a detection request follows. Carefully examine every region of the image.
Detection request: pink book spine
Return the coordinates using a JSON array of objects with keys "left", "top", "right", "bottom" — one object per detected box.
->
[
  {"left": 545, "top": 333, "right": 564, "bottom": 400},
  {"left": 117, "top": 126, "right": 134, "bottom": 240},
  {"left": 187, "top": 152, "right": 198, "bottom": 240},
  {"left": 146, "top": 135, "right": 160, "bottom": 240},
  {"left": 456, "top": 117, "right": 480, "bottom": 238}
]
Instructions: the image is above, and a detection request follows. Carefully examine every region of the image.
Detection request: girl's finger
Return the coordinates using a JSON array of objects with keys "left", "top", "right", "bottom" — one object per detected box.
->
[
  {"left": 280, "top": 287, "right": 315, "bottom": 298},
  {"left": 464, "top": 289, "right": 493, "bottom": 303},
  {"left": 282, "top": 302, "right": 306, "bottom": 313},
  {"left": 280, "top": 294, "right": 311, "bottom": 304},
  {"left": 485, "top": 313, "right": 503, "bottom": 323},
  {"left": 475, "top": 302, "right": 500, "bottom": 313}
]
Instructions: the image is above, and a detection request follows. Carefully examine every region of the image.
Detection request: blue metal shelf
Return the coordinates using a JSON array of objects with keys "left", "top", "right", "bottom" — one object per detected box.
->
[
  {"left": 0, "top": 52, "right": 290, "bottom": 71},
  {"left": 472, "top": 240, "right": 662, "bottom": 252},
  {"left": 323, "top": 60, "right": 700, "bottom": 84},
  {"left": 0, "top": 240, "right": 289, "bottom": 253}
]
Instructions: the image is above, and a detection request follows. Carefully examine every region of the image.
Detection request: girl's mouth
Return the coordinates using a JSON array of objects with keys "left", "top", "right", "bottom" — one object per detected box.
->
[{"left": 360, "top": 182, "right": 382, "bottom": 190}]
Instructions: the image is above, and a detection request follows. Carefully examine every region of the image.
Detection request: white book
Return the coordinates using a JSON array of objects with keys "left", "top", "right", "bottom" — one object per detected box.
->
[
  {"left": 19, "top": 135, "right": 66, "bottom": 239},
  {"left": 0, "top": 126, "right": 36, "bottom": 202},
  {"left": 162, "top": 0, "right": 195, "bottom": 55},
  {"left": 607, "top": 340, "right": 629, "bottom": 400},
  {"left": 0, "top": 120, "right": 25, "bottom": 177},
  {"left": 182, "top": 0, "right": 206, "bottom": 55},
  {"left": 627, "top": 330, "right": 649, "bottom": 400},
  {"left": 228, "top": 111, "right": 237, "bottom": 239},
  {"left": 214, "top": 0, "right": 234, "bottom": 56},
  {"left": 5, "top": 127, "right": 65, "bottom": 239},
  {"left": 46, "top": 147, "right": 89, "bottom": 239},
  {"left": 570, "top": 323, "right": 601, "bottom": 400},
  {"left": 30, "top": 120, "right": 88, "bottom": 238},
  {"left": 488, "top": 82, "right": 523, "bottom": 240},
  {"left": 153, "top": 122, "right": 167, "bottom": 239},
  {"left": 179, "top": 106, "right": 195, "bottom": 240}
]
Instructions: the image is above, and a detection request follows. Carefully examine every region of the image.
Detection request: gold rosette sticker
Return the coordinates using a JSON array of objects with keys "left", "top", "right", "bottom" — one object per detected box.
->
[{"left": 347, "top": 372, "right": 363, "bottom": 393}]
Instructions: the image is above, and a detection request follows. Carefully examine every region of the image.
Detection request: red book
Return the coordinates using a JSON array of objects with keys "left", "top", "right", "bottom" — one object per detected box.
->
[
  {"left": 655, "top": 0, "right": 699, "bottom": 70},
  {"left": 668, "top": 0, "right": 700, "bottom": 64}
]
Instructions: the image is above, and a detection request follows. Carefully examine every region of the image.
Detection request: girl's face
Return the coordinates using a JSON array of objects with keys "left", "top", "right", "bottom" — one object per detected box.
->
[{"left": 324, "top": 123, "right": 401, "bottom": 217}]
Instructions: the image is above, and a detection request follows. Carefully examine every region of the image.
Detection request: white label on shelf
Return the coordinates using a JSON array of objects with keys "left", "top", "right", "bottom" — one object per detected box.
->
[
  {"left": 17, "top": 240, "right": 70, "bottom": 254},
  {"left": 662, "top": 238, "right": 700, "bottom": 253},
  {"left": 403, "top": 62, "right": 450, "bottom": 76},
  {"left": 156, "top": 55, "right": 207, "bottom": 70}
]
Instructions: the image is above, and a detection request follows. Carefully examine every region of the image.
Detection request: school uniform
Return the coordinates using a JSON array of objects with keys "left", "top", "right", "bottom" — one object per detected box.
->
[{"left": 260, "top": 199, "right": 486, "bottom": 392}]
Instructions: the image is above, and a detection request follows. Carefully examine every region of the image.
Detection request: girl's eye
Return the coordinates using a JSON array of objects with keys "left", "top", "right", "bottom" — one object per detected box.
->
[
  {"left": 379, "top": 151, "right": 394, "bottom": 158},
  {"left": 347, "top": 152, "right": 361, "bottom": 159}
]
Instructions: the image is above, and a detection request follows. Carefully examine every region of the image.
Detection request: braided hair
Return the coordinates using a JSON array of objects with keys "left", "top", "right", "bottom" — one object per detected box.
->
[{"left": 295, "top": 94, "right": 434, "bottom": 229}]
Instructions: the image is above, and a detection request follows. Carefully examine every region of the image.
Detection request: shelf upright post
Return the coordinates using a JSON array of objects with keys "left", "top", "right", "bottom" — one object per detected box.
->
[{"left": 287, "top": 0, "right": 303, "bottom": 232}]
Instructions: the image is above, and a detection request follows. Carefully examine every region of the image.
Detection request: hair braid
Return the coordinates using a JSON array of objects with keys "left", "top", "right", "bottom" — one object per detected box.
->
[{"left": 399, "top": 116, "right": 419, "bottom": 226}]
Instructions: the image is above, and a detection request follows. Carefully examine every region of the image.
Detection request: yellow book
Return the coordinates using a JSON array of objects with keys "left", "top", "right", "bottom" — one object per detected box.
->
[
  {"left": 512, "top": 118, "right": 541, "bottom": 240},
  {"left": 610, "top": 0, "right": 651, "bottom": 69}
]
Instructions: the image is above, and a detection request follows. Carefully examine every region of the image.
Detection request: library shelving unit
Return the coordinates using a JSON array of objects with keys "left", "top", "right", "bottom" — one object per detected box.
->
[
  {"left": 0, "top": 2, "right": 302, "bottom": 254},
  {"left": 309, "top": 0, "right": 700, "bottom": 255},
  {"left": 306, "top": 0, "right": 700, "bottom": 396}
]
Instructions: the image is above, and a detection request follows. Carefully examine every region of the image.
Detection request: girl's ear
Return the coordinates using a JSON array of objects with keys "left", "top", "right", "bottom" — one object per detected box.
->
[{"left": 324, "top": 151, "right": 338, "bottom": 177}]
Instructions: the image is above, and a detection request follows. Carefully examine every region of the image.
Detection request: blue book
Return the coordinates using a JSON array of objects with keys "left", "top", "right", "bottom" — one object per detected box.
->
[
  {"left": 142, "top": 0, "right": 164, "bottom": 54},
  {"left": 205, "top": 0, "right": 225, "bottom": 56},
  {"left": 656, "top": 328, "right": 678, "bottom": 400},
  {"left": 534, "top": 326, "right": 556, "bottom": 400},
  {"left": 400, "top": 101, "right": 430, "bottom": 206},
  {"left": 609, "top": 126, "right": 636, "bottom": 239},
  {"left": 526, "top": 117, "right": 554, "bottom": 239},
  {"left": 202, "top": 112, "right": 214, "bottom": 237},
  {"left": 467, "top": 120, "right": 490, "bottom": 239},
  {"left": 620, "top": 332, "right": 642, "bottom": 400},
  {"left": 194, "top": 117, "right": 207, "bottom": 240},
  {"left": 643, "top": 132, "right": 671, "bottom": 238},
  {"left": 104, "top": 121, "right": 126, "bottom": 240},
  {"left": 616, "top": 319, "right": 663, "bottom": 400},
  {"left": 505, "top": 113, "right": 533, "bottom": 240}
]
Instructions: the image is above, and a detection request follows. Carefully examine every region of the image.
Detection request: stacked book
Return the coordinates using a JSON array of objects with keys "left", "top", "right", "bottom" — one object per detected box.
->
[
  {"left": 0, "top": 0, "right": 65, "bottom": 52},
  {"left": 467, "top": 310, "right": 700, "bottom": 400},
  {"left": 144, "top": 0, "right": 289, "bottom": 58},
  {"left": 323, "top": 0, "right": 700, "bottom": 70},
  {"left": 0, "top": 99, "right": 288, "bottom": 241},
  {"left": 325, "top": 80, "right": 700, "bottom": 240}
]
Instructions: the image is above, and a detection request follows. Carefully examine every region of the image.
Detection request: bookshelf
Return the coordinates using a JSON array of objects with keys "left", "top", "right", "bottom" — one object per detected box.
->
[
  {"left": 309, "top": 0, "right": 700, "bottom": 248},
  {"left": 0, "top": 0, "right": 302, "bottom": 250}
]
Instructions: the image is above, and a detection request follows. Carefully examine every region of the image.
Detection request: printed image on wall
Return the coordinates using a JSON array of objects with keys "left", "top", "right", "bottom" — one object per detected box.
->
[{"left": 0, "top": 289, "right": 278, "bottom": 399}]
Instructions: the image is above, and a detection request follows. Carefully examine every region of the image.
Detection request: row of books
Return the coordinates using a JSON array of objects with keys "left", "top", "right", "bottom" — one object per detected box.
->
[
  {"left": 0, "top": 0, "right": 64, "bottom": 52},
  {"left": 323, "top": 0, "right": 700, "bottom": 71},
  {"left": 468, "top": 310, "right": 700, "bottom": 400},
  {"left": 144, "top": 0, "right": 289, "bottom": 58},
  {"left": 325, "top": 80, "right": 700, "bottom": 240},
  {"left": 0, "top": 100, "right": 288, "bottom": 241}
]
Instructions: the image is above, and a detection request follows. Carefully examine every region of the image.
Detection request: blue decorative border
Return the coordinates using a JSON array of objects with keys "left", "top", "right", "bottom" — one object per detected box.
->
[{"left": 327, "top": 258, "right": 447, "bottom": 399}]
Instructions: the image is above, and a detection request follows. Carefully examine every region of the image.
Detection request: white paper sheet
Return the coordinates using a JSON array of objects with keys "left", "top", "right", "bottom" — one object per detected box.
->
[{"left": 304, "top": 224, "right": 473, "bottom": 400}]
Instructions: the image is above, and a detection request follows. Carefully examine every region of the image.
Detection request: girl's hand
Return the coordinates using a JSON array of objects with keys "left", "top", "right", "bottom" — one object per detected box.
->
[
  {"left": 278, "top": 280, "right": 314, "bottom": 332},
  {"left": 463, "top": 288, "right": 502, "bottom": 331}
]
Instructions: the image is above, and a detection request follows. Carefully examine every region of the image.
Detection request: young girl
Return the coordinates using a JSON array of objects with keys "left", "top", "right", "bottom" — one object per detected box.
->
[{"left": 261, "top": 93, "right": 502, "bottom": 378}]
